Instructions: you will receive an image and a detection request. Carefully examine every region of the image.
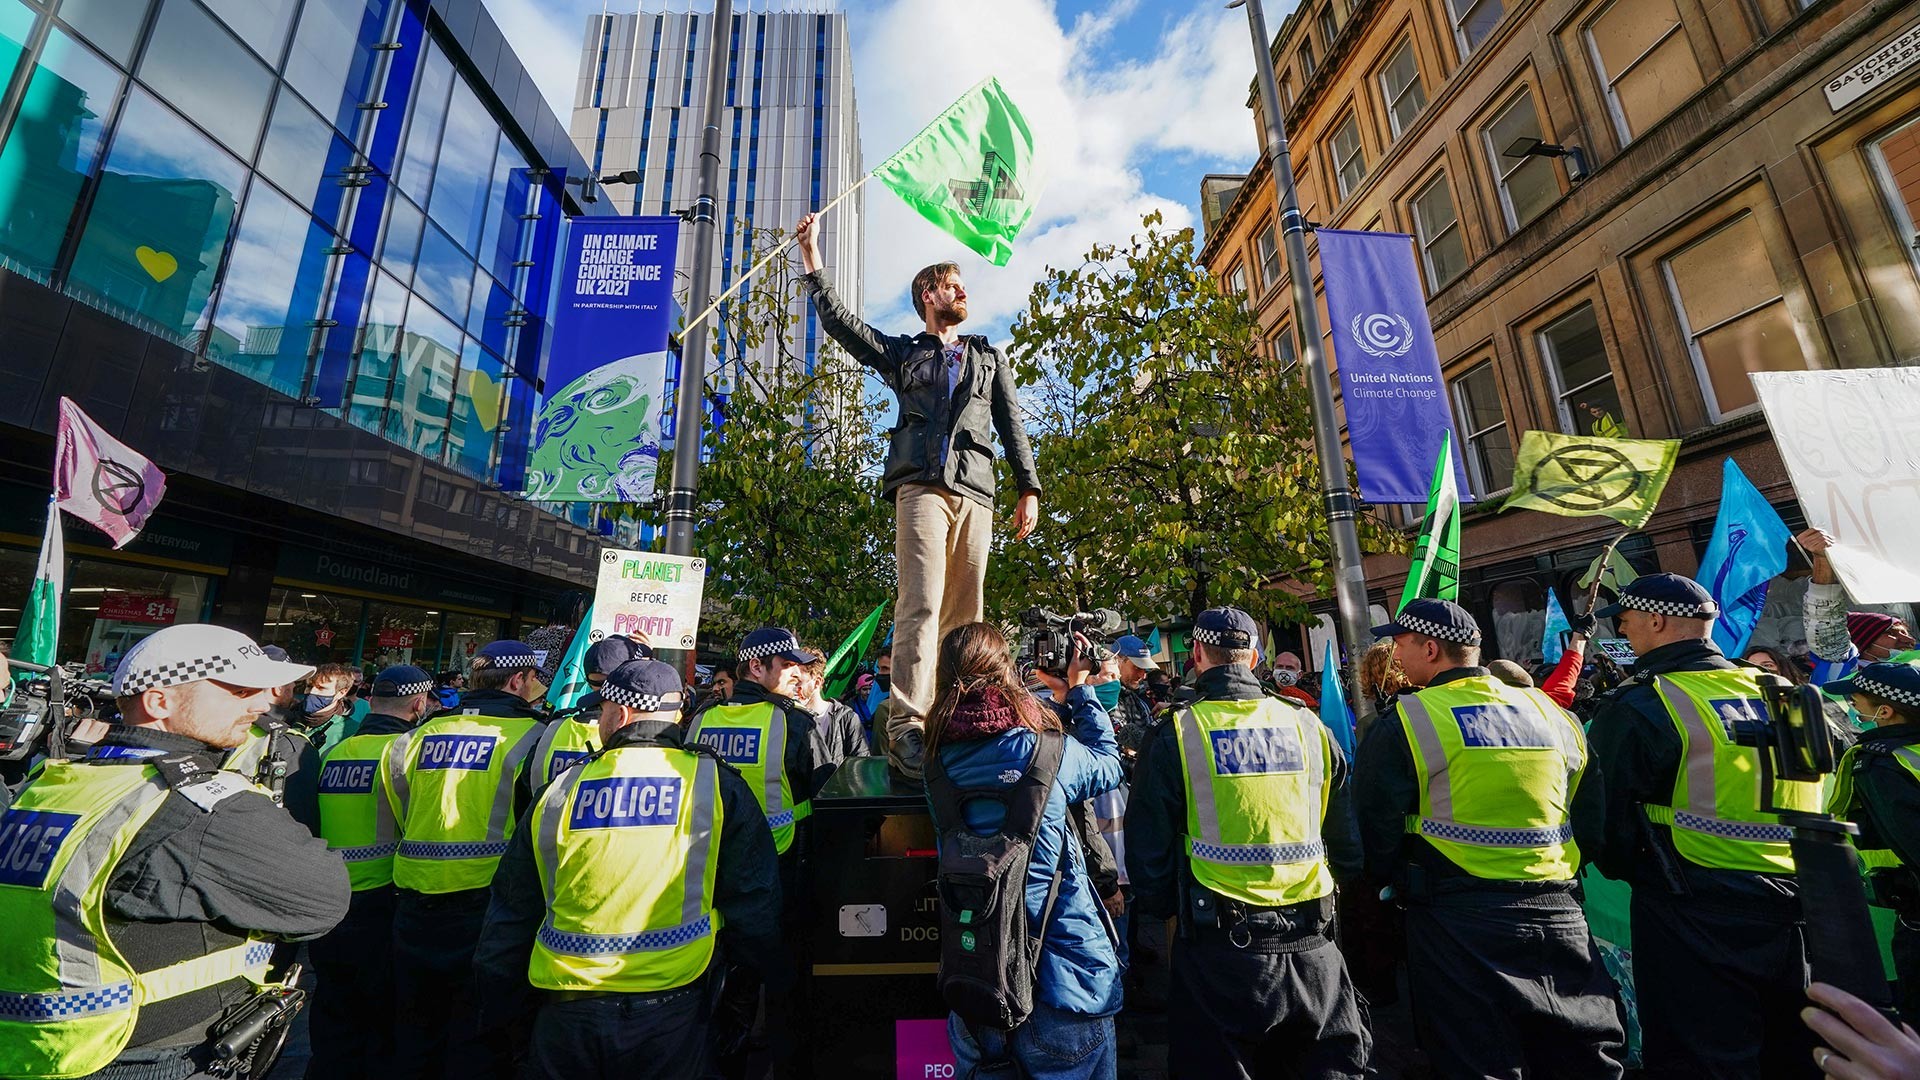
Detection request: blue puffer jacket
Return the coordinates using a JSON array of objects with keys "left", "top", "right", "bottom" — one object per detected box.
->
[{"left": 928, "top": 684, "right": 1126, "bottom": 1018}]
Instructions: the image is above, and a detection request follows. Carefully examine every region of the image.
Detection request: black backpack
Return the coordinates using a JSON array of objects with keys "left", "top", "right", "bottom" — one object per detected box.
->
[{"left": 924, "top": 730, "right": 1067, "bottom": 1033}]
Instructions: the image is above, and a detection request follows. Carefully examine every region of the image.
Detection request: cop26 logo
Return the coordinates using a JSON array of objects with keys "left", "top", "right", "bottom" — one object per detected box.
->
[{"left": 1350, "top": 313, "right": 1415, "bottom": 358}]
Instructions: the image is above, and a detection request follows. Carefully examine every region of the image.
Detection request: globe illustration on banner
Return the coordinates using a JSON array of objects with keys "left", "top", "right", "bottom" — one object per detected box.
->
[{"left": 1350, "top": 313, "right": 1415, "bottom": 358}]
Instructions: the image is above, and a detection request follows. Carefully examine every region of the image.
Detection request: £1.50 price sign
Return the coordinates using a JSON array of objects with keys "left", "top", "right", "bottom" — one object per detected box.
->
[{"left": 590, "top": 548, "right": 706, "bottom": 652}]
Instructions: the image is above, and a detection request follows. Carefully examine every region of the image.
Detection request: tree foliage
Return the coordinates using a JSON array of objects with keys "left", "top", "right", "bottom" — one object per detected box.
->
[{"left": 988, "top": 211, "right": 1403, "bottom": 628}]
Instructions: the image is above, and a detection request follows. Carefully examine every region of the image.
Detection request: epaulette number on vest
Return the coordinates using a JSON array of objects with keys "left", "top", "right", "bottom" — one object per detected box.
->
[{"left": 152, "top": 754, "right": 253, "bottom": 813}]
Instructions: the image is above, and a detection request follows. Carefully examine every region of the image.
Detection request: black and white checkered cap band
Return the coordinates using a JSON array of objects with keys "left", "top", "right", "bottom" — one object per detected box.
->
[
  {"left": 475, "top": 653, "right": 539, "bottom": 669},
  {"left": 1396, "top": 613, "right": 1480, "bottom": 645},
  {"left": 739, "top": 635, "right": 802, "bottom": 661},
  {"left": 1192, "top": 627, "right": 1252, "bottom": 648},
  {"left": 601, "top": 683, "right": 683, "bottom": 711},
  {"left": 1619, "top": 593, "right": 1717, "bottom": 619},
  {"left": 118, "top": 655, "right": 242, "bottom": 695},
  {"left": 1853, "top": 677, "right": 1920, "bottom": 708},
  {"left": 376, "top": 680, "right": 434, "bottom": 697}
]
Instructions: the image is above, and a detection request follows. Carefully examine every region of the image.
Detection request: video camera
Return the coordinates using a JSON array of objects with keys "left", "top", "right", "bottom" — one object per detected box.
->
[
  {"left": 1018, "top": 607, "right": 1123, "bottom": 677},
  {"left": 0, "top": 659, "right": 117, "bottom": 762},
  {"left": 1734, "top": 673, "right": 1899, "bottom": 1018}
]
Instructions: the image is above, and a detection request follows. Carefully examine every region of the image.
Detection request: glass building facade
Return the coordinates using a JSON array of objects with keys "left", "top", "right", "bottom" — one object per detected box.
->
[{"left": 0, "top": 0, "right": 617, "bottom": 670}]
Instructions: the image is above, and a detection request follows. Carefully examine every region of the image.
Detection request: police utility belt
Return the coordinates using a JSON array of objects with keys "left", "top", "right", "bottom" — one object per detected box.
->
[{"left": 1185, "top": 885, "right": 1334, "bottom": 950}]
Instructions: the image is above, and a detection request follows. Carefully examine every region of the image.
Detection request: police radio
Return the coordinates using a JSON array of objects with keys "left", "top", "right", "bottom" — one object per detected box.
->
[{"left": 1740, "top": 674, "right": 1897, "bottom": 1018}]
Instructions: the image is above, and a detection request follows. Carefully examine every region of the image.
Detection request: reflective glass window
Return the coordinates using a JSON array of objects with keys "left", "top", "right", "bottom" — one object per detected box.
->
[
  {"left": 428, "top": 79, "right": 498, "bottom": 254},
  {"left": 467, "top": 267, "right": 510, "bottom": 341},
  {"left": 0, "top": 0, "right": 27, "bottom": 80},
  {"left": 207, "top": 180, "right": 334, "bottom": 397},
  {"left": 380, "top": 193, "right": 423, "bottom": 283},
  {"left": 138, "top": 0, "right": 273, "bottom": 158},
  {"left": 285, "top": 0, "right": 393, "bottom": 145},
  {"left": 448, "top": 337, "right": 504, "bottom": 480},
  {"left": 413, "top": 219, "right": 472, "bottom": 323},
  {"left": 347, "top": 270, "right": 407, "bottom": 433},
  {"left": 477, "top": 139, "right": 529, "bottom": 283},
  {"left": 59, "top": 0, "right": 148, "bottom": 66},
  {"left": 198, "top": 0, "right": 299, "bottom": 62},
  {"left": 390, "top": 298, "right": 459, "bottom": 458},
  {"left": 257, "top": 90, "right": 356, "bottom": 229},
  {"left": 68, "top": 88, "right": 246, "bottom": 343},
  {"left": 0, "top": 26, "right": 120, "bottom": 282},
  {"left": 397, "top": 39, "right": 452, "bottom": 201}
]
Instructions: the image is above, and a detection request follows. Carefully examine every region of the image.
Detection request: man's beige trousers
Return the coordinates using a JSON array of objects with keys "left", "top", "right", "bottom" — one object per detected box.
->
[{"left": 885, "top": 482, "right": 992, "bottom": 772}]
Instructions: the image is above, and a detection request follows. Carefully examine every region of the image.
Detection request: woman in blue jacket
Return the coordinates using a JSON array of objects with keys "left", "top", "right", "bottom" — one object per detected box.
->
[{"left": 924, "top": 622, "right": 1127, "bottom": 1080}]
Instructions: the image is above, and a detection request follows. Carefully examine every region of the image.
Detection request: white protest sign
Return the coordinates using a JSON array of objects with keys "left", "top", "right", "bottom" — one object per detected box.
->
[
  {"left": 1751, "top": 369, "right": 1920, "bottom": 603},
  {"left": 591, "top": 548, "right": 706, "bottom": 651}
]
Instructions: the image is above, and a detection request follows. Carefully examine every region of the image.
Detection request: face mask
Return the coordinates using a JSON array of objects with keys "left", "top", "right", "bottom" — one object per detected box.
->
[
  {"left": 1092, "top": 681, "right": 1122, "bottom": 710},
  {"left": 875, "top": 674, "right": 891, "bottom": 693},
  {"left": 303, "top": 693, "right": 340, "bottom": 718},
  {"left": 1272, "top": 669, "right": 1299, "bottom": 687}
]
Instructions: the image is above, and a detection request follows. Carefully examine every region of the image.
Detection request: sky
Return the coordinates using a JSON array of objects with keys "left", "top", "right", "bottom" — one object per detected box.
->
[{"left": 490, "top": 0, "right": 1271, "bottom": 338}]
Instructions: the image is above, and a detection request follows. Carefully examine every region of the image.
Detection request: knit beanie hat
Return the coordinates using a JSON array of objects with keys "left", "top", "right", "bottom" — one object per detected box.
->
[{"left": 1848, "top": 612, "right": 1898, "bottom": 656}]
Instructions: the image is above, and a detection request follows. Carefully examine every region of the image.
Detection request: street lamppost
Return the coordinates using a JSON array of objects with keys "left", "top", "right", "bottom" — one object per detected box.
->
[{"left": 1229, "top": 0, "right": 1376, "bottom": 717}]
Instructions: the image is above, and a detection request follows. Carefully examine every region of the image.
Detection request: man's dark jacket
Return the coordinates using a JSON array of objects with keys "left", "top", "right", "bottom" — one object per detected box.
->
[{"left": 802, "top": 269, "right": 1041, "bottom": 507}]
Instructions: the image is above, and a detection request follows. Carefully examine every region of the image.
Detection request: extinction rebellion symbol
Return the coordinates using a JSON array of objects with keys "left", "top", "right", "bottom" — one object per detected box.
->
[
  {"left": 1350, "top": 314, "right": 1415, "bottom": 358},
  {"left": 92, "top": 459, "right": 148, "bottom": 516}
]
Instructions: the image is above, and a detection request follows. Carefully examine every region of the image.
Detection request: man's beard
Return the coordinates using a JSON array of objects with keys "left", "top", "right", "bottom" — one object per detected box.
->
[{"left": 934, "top": 300, "right": 967, "bottom": 327}]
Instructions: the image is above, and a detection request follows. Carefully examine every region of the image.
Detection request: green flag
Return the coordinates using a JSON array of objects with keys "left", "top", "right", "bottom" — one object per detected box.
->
[
  {"left": 16, "top": 500, "right": 63, "bottom": 670},
  {"left": 873, "top": 78, "right": 1040, "bottom": 267},
  {"left": 1503, "top": 430, "right": 1679, "bottom": 530},
  {"left": 1399, "top": 432, "right": 1462, "bottom": 611},
  {"left": 1577, "top": 546, "right": 1640, "bottom": 595},
  {"left": 823, "top": 603, "right": 887, "bottom": 701}
]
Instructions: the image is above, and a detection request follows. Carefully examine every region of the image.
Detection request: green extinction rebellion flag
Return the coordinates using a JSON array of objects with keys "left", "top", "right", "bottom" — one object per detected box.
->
[
  {"left": 1399, "top": 432, "right": 1462, "bottom": 610},
  {"left": 16, "top": 501, "right": 64, "bottom": 670},
  {"left": 1503, "top": 430, "right": 1680, "bottom": 530},
  {"left": 823, "top": 603, "right": 887, "bottom": 701},
  {"left": 874, "top": 77, "right": 1041, "bottom": 267}
]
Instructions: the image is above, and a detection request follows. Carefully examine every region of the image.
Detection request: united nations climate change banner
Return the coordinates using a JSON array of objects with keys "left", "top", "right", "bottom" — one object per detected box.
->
[
  {"left": 1319, "top": 229, "right": 1472, "bottom": 505},
  {"left": 527, "top": 216, "right": 680, "bottom": 502}
]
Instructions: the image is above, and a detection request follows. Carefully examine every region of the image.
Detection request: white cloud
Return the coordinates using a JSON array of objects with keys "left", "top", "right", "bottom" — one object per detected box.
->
[
  {"left": 493, "top": 0, "right": 600, "bottom": 117},
  {"left": 847, "top": 0, "right": 1261, "bottom": 337}
]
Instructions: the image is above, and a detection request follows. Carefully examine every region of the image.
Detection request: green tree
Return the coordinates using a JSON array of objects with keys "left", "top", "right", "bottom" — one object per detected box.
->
[{"left": 989, "top": 211, "right": 1402, "bottom": 628}]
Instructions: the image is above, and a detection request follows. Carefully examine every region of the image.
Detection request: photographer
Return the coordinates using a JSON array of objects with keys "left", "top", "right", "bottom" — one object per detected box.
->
[{"left": 1826, "top": 662, "right": 1920, "bottom": 1022}]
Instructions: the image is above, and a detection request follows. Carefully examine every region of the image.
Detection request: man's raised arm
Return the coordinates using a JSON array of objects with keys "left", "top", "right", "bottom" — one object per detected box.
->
[{"left": 795, "top": 211, "right": 897, "bottom": 376}]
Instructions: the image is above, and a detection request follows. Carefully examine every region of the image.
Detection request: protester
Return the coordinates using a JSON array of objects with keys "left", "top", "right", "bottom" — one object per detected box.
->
[
  {"left": 1487, "top": 658, "right": 1535, "bottom": 688},
  {"left": 435, "top": 670, "right": 465, "bottom": 709},
  {"left": 474, "top": 657, "right": 784, "bottom": 1080},
  {"left": 1798, "top": 528, "right": 1917, "bottom": 686},
  {"left": 1803, "top": 982, "right": 1920, "bottom": 1079},
  {"left": 1747, "top": 645, "right": 1807, "bottom": 683},
  {"left": 1356, "top": 598, "right": 1622, "bottom": 1077},
  {"left": 1357, "top": 638, "right": 1408, "bottom": 731},
  {"left": 1587, "top": 573, "right": 1825, "bottom": 1077},
  {"left": 924, "top": 622, "right": 1124, "bottom": 1078},
  {"left": 797, "top": 212, "right": 1043, "bottom": 779},
  {"left": 796, "top": 645, "right": 872, "bottom": 786},
  {"left": 1128, "top": 607, "right": 1370, "bottom": 1078},
  {"left": 1269, "top": 649, "right": 1320, "bottom": 708}
]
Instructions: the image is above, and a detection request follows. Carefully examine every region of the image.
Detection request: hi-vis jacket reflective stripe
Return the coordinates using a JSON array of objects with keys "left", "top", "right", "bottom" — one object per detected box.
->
[
  {"left": 0, "top": 757, "right": 274, "bottom": 1078},
  {"left": 1830, "top": 742, "right": 1920, "bottom": 872},
  {"left": 687, "top": 702, "right": 808, "bottom": 855},
  {"left": 532, "top": 718, "right": 598, "bottom": 791},
  {"left": 526, "top": 744, "right": 722, "bottom": 993},
  {"left": 317, "top": 731, "right": 407, "bottom": 891},
  {"left": 1647, "top": 670, "right": 1823, "bottom": 873},
  {"left": 1172, "top": 698, "right": 1334, "bottom": 907},
  {"left": 1399, "top": 676, "right": 1588, "bottom": 881},
  {"left": 389, "top": 713, "right": 542, "bottom": 894}
]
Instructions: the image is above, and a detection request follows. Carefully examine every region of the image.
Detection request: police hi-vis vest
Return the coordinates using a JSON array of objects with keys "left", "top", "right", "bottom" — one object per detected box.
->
[
  {"left": 317, "top": 730, "right": 408, "bottom": 891},
  {"left": 223, "top": 718, "right": 298, "bottom": 801},
  {"left": 0, "top": 755, "right": 275, "bottom": 1078},
  {"left": 532, "top": 717, "right": 598, "bottom": 790},
  {"left": 389, "top": 711, "right": 542, "bottom": 894},
  {"left": 687, "top": 701, "right": 809, "bottom": 854},
  {"left": 1399, "top": 676, "right": 1588, "bottom": 881},
  {"left": 1172, "top": 698, "right": 1335, "bottom": 907},
  {"left": 527, "top": 743, "right": 723, "bottom": 993},
  {"left": 1829, "top": 740, "right": 1920, "bottom": 874},
  {"left": 1647, "top": 670, "right": 1823, "bottom": 874}
]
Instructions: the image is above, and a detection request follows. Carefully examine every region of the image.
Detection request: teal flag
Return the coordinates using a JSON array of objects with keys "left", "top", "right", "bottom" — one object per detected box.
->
[
  {"left": 547, "top": 608, "right": 597, "bottom": 712},
  {"left": 873, "top": 77, "right": 1042, "bottom": 266},
  {"left": 1542, "top": 588, "right": 1571, "bottom": 664},
  {"left": 1318, "top": 640, "right": 1354, "bottom": 757}
]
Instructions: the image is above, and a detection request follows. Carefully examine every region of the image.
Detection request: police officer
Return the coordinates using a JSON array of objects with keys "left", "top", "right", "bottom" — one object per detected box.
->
[
  {"left": 223, "top": 644, "right": 324, "bottom": 834},
  {"left": 1354, "top": 599, "right": 1622, "bottom": 1076},
  {"left": 686, "top": 626, "right": 822, "bottom": 1078},
  {"left": 530, "top": 636, "right": 644, "bottom": 791},
  {"left": 1125, "top": 607, "right": 1371, "bottom": 1078},
  {"left": 1827, "top": 661, "right": 1920, "bottom": 1021},
  {"left": 473, "top": 657, "right": 783, "bottom": 1078},
  {"left": 0, "top": 624, "right": 348, "bottom": 1079},
  {"left": 308, "top": 664, "right": 438, "bottom": 1080},
  {"left": 1586, "top": 573, "right": 1825, "bottom": 1077},
  {"left": 388, "top": 639, "right": 550, "bottom": 1079}
]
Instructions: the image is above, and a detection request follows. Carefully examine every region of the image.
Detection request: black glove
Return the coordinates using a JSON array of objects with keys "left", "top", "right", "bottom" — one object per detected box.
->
[{"left": 1568, "top": 609, "right": 1598, "bottom": 638}]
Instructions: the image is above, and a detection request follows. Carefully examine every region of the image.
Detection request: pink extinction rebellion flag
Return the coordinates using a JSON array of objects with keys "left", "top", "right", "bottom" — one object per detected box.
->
[{"left": 54, "top": 397, "right": 166, "bottom": 549}]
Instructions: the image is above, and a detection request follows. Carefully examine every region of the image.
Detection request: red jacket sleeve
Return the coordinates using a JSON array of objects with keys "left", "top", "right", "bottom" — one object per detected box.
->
[{"left": 1541, "top": 647, "right": 1583, "bottom": 708}]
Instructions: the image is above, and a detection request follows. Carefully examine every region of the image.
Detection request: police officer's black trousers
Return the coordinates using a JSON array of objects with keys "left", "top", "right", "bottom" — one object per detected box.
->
[
  {"left": 307, "top": 886, "right": 396, "bottom": 1079},
  {"left": 1631, "top": 891, "right": 1817, "bottom": 1079},
  {"left": 1404, "top": 888, "right": 1624, "bottom": 1079},
  {"left": 1167, "top": 916, "right": 1371, "bottom": 1079},
  {"left": 524, "top": 980, "right": 711, "bottom": 1080},
  {"left": 391, "top": 888, "right": 512, "bottom": 1080}
]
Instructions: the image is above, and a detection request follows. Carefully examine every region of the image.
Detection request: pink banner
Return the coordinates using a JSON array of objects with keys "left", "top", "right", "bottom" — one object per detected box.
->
[
  {"left": 895, "top": 1018, "right": 955, "bottom": 1080},
  {"left": 54, "top": 398, "right": 166, "bottom": 549}
]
